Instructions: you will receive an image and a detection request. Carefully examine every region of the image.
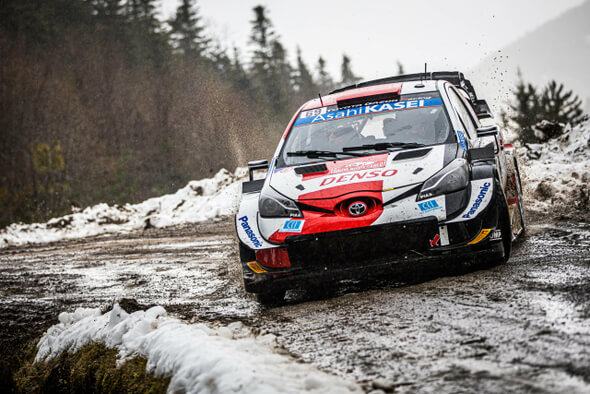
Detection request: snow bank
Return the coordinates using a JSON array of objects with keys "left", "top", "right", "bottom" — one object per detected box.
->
[
  {"left": 0, "top": 168, "right": 247, "bottom": 248},
  {"left": 36, "top": 304, "right": 361, "bottom": 394},
  {"left": 519, "top": 123, "right": 590, "bottom": 219}
]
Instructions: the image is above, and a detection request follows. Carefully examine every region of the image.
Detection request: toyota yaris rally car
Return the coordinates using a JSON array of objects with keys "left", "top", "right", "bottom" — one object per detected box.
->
[{"left": 236, "top": 71, "right": 525, "bottom": 303}]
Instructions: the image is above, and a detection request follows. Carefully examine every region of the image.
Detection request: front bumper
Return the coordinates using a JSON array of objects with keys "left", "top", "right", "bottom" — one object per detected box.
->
[{"left": 242, "top": 186, "right": 504, "bottom": 293}]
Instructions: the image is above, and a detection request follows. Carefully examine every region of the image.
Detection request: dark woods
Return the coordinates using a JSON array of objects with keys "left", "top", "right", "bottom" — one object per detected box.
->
[{"left": 0, "top": 0, "right": 362, "bottom": 227}]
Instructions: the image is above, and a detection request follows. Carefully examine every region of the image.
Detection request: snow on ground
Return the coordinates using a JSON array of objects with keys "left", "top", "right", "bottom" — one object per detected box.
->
[
  {"left": 0, "top": 168, "right": 247, "bottom": 248},
  {"left": 518, "top": 123, "right": 590, "bottom": 219},
  {"left": 36, "top": 304, "right": 361, "bottom": 394}
]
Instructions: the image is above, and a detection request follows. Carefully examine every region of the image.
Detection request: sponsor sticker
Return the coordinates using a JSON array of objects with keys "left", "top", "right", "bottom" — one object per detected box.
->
[
  {"left": 299, "top": 107, "right": 327, "bottom": 119},
  {"left": 457, "top": 130, "right": 468, "bottom": 151},
  {"left": 330, "top": 158, "right": 386, "bottom": 175},
  {"left": 467, "top": 229, "right": 492, "bottom": 245},
  {"left": 462, "top": 182, "right": 492, "bottom": 219},
  {"left": 491, "top": 229, "right": 502, "bottom": 240},
  {"left": 301, "top": 154, "right": 389, "bottom": 181},
  {"left": 418, "top": 199, "right": 442, "bottom": 214},
  {"left": 293, "top": 98, "right": 443, "bottom": 127},
  {"left": 238, "top": 216, "right": 263, "bottom": 247},
  {"left": 319, "top": 168, "right": 397, "bottom": 187},
  {"left": 430, "top": 234, "right": 441, "bottom": 247},
  {"left": 246, "top": 261, "right": 267, "bottom": 273},
  {"left": 279, "top": 219, "right": 304, "bottom": 233}
]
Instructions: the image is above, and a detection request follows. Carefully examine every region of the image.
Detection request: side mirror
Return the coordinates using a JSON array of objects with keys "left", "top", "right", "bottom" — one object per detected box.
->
[
  {"left": 247, "top": 159, "right": 268, "bottom": 181},
  {"left": 474, "top": 99, "right": 493, "bottom": 119},
  {"left": 476, "top": 125, "right": 499, "bottom": 138}
]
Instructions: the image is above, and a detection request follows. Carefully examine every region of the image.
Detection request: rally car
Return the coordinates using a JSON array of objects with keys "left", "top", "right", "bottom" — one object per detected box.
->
[{"left": 236, "top": 71, "right": 526, "bottom": 303}]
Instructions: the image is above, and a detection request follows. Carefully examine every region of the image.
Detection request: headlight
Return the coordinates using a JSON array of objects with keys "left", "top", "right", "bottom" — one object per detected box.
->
[
  {"left": 259, "top": 187, "right": 303, "bottom": 218},
  {"left": 417, "top": 158, "right": 469, "bottom": 200}
]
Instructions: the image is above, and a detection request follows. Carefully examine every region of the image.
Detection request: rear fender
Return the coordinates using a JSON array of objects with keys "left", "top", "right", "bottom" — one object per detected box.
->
[{"left": 503, "top": 146, "right": 520, "bottom": 208}]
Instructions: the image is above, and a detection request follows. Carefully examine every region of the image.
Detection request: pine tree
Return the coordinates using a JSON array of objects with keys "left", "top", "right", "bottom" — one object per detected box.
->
[
  {"left": 209, "top": 41, "right": 232, "bottom": 75},
  {"left": 540, "top": 81, "right": 587, "bottom": 127},
  {"left": 508, "top": 71, "right": 541, "bottom": 142},
  {"left": 293, "top": 47, "right": 317, "bottom": 100},
  {"left": 340, "top": 54, "right": 361, "bottom": 87},
  {"left": 507, "top": 71, "right": 588, "bottom": 143},
  {"left": 91, "top": 0, "right": 124, "bottom": 18},
  {"left": 169, "top": 0, "right": 210, "bottom": 59},
  {"left": 248, "top": 5, "right": 294, "bottom": 115},
  {"left": 316, "top": 56, "right": 334, "bottom": 94},
  {"left": 229, "top": 46, "right": 251, "bottom": 92},
  {"left": 249, "top": 5, "right": 274, "bottom": 77},
  {"left": 124, "top": 0, "right": 169, "bottom": 66},
  {"left": 396, "top": 61, "right": 405, "bottom": 75},
  {"left": 268, "top": 40, "right": 294, "bottom": 112},
  {"left": 89, "top": 0, "right": 126, "bottom": 33},
  {"left": 126, "top": 0, "right": 159, "bottom": 33}
]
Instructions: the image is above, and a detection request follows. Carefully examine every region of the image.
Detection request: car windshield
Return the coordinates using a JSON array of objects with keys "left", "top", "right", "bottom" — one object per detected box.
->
[{"left": 278, "top": 93, "right": 453, "bottom": 166}]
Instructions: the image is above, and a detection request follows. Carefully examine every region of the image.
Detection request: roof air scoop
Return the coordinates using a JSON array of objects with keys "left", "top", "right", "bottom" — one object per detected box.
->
[
  {"left": 294, "top": 163, "right": 328, "bottom": 175},
  {"left": 336, "top": 91, "right": 400, "bottom": 108}
]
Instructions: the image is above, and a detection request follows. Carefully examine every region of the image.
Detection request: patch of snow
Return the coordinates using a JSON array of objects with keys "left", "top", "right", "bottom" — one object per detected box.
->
[
  {"left": 0, "top": 168, "right": 247, "bottom": 248},
  {"left": 519, "top": 123, "right": 590, "bottom": 219},
  {"left": 36, "top": 304, "right": 361, "bottom": 394}
]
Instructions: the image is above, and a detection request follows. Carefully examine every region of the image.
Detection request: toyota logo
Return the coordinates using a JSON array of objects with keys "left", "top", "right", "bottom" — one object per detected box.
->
[{"left": 348, "top": 201, "right": 367, "bottom": 216}]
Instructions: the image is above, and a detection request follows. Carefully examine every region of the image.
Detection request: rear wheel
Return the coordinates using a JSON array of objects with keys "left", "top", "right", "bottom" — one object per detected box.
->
[
  {"left": 497, "top": 188, "right": 512, "bottom": 264},
  {"left": 514, "top": 159, "right": 527, "bottom": 236}
]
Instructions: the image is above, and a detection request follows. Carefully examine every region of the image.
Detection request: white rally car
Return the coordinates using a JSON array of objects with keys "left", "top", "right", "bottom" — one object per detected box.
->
[{"left": 236, "top": 71, "right": 525, "bottom": 303}]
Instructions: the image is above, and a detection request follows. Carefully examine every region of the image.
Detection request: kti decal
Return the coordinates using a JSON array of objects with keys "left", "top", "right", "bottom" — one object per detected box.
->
[
  {"left": 319, "top": 169, "right": 397, "bottom": 187},
  {"left": 462, "top": 182, "right": 491, "bottom": 218},
  {"left": 293, "top": 98, "right": 443, "bottom": 127},
  {"left": 418, "top": 199, "right": 442, "bottom": 214},
  {"left": 238, "top": 216, "right": 263, "bottom": 247},
  {"left": 279, "top": 219, "right": 304, "bottom": 233}
]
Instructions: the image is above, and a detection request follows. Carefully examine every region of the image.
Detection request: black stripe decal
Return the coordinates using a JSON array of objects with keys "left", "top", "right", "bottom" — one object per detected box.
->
[{"left": 383, "top": 184, "right": 422, "bottom": 206}]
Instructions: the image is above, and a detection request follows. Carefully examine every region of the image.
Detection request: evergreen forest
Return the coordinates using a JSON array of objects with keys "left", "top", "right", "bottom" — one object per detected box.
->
[{"left": 0, "top": 0, "right": 363, "bottom": 227}]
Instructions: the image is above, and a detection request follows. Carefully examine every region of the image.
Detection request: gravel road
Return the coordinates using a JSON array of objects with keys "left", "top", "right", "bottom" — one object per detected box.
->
[{"left": 1, "top": 216, "right": 589, "bottom": 393}]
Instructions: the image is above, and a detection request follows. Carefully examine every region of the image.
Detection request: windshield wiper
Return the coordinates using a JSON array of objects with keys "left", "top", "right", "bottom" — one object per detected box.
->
[
  {"left": 287, "top": 150, "right": 363, "bottom": 158},
  {"left": 342, "top": 142, "right": 426, "bottom": 152}
]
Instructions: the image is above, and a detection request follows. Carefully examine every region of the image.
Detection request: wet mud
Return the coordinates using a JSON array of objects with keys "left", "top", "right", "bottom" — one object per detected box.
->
[{"left": 1, "top": 215, "right": 589, "bottom": 392}]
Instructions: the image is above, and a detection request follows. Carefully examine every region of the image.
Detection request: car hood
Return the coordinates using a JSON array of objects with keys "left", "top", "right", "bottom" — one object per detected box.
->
[{"left": 269, "top": 144, "right": 451, "bottom": 202}]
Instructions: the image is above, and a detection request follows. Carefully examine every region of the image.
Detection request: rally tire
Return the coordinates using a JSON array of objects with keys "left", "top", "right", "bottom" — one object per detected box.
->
[
  {"left": 494, "top": 185, "right": 512, "bottom": 264},
  {"left": 514, "top": 159, "right": 527, "bottom": 236},
  {"left": 256, "top": 289, "right": 286, "bottom": 306}
]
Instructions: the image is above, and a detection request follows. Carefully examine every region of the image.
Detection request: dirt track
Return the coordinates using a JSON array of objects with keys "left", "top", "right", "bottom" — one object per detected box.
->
[{"left": 1, "top": 216, "right": 589, "bottom": 393}]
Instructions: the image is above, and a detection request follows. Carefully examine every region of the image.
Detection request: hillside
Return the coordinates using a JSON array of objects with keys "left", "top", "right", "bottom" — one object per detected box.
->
[{"left": 471, "top": 0, "right": 590, "bottom": 113}]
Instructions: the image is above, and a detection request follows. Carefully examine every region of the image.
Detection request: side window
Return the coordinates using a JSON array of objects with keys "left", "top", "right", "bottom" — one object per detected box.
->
[{"left": 447, "top": 88, "right": 478, "bottom": 140}]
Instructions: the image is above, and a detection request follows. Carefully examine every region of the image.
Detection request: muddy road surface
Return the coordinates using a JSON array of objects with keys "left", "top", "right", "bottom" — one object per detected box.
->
[{"left": 1, "top": 217, "right": 589, "bottom": 393}]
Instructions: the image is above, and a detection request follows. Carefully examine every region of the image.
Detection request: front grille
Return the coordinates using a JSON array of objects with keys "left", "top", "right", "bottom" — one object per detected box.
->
[{"left": 286, "top": 218, "right": 439, "bottom": 269}]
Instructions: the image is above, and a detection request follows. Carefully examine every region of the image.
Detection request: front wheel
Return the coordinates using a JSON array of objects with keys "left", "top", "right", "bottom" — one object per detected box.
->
[{"left": 256, "top": 289, "right": 286, "bottom": 305}]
